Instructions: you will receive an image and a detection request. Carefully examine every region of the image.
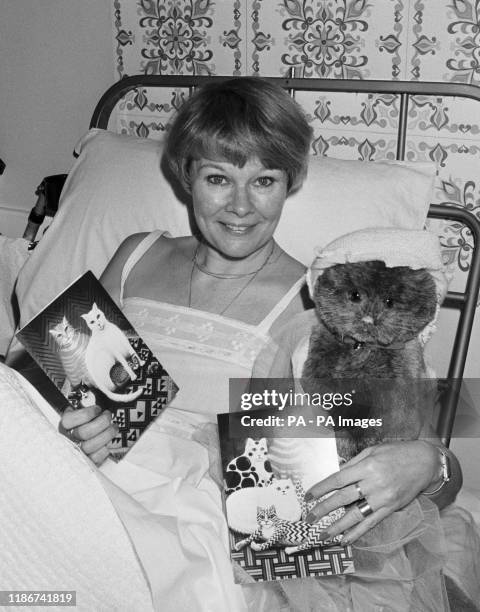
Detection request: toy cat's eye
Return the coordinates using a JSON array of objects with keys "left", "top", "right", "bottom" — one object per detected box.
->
[
  {"left": 385, "top": 297, "right": 394, "bottom": 308},
  {"left": 350, "top": 290, "right": 361, "bottom": 302}
]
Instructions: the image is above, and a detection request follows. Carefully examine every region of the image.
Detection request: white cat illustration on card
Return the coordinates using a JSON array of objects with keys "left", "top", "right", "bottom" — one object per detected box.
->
[{"left": 17, "top": 271, "right": 178, "bottom": 459}]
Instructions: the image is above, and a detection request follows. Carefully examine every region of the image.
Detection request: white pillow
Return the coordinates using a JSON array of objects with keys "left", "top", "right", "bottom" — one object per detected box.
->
[
  {"left": 14, "top": 128, "right": 435, "bottom": 331},
  {"left": 279, "top": 156, "right": 435, "bottom": 265}
]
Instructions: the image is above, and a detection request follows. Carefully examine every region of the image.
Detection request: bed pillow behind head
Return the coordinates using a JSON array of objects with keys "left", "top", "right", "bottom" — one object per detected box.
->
[
  {"left": 15, "top": 129, "right": 191, "bottom": 329},
  {"left": 14, "top": 128, "right": 435, "bottom": 333},
  {"left": 278, "top": 156, "right": 435, "bottom": 266}
]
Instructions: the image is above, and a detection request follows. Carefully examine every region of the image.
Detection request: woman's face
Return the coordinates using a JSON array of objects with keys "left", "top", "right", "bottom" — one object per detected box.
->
[{"left": 189, "top": 157, "right": 288, "bottom": 260}]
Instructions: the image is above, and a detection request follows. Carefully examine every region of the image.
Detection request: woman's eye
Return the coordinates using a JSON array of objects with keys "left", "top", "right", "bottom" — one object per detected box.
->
[
  {"left": 256, "top": 176, "right": 274, "bottom": 187},
  {"left": 206, "top": 174, "right": 227, "bottom": 185},
  {"left": 350, "top": 290, "right": 361, "bottom": 302},
  {"left": 385, "top": 297, "right": 394, "bottom": 308}
]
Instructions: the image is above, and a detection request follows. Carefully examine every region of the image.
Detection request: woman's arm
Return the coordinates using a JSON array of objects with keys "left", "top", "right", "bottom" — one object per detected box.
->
[
  {"left": 271, "top": 322, "right": 463, "bottom": 542},
  {"left": 100, "top": 232, "right": 150, "bottom": 305}
]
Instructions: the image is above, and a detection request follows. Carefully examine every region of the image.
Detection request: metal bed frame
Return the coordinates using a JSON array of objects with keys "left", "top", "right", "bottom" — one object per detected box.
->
[{"left": 91, "top": 75, "right": 480, "bottom": 445}]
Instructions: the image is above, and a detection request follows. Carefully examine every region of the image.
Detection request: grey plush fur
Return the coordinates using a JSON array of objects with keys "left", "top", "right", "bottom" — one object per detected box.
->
[{"left": 301, "top": 260, "right": 438, "bottom": 460}]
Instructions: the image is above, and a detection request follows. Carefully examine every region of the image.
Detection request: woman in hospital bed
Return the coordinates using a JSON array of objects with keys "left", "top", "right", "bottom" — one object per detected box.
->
[{"left": 6, "top": 78, "right": 479, "bottom": 611}]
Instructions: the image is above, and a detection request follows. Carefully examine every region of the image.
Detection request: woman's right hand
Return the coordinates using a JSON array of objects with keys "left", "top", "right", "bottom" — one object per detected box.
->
[{"left": 61, "top": 405, "right": 118, "bottom": 466}]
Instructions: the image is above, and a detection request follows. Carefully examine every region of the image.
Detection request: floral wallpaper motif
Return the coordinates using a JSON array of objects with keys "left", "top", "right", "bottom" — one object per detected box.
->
[
  {"left": 138, "top": 0, "right": 214, "bottom": 75},
  {"left": 111, "top": 0, "right": 480, "bottom": 295},
  {"left": 446, "top": 0, "right": 480, "bottom": 85},
  {"left": 280, "top": 0, "right": 370, "bottom": 79}
]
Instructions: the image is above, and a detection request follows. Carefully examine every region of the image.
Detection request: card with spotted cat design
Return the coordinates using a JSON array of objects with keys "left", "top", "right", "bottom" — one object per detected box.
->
[
  {"left": 217, "top": 407, "right": 355, "bottom": 582},
  {"left": 17, "top": 271, "right": 178, "bottom": 461}
]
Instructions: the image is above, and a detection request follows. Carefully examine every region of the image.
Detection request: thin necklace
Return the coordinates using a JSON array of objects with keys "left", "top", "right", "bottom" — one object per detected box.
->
[
  {"left": 188, "top": 240, "right": 276, "bottom": 315},
  {"left": 193, "top": 242, "right": 275, "bottom": 279}
]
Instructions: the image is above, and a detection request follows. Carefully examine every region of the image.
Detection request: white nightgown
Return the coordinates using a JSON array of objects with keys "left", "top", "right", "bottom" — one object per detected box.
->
[
  {"left": 100, "top": 231, "right": 480, "bottom": 612},
  {"left": 100, "top": 230, "right": 305, "bottom": 612}
]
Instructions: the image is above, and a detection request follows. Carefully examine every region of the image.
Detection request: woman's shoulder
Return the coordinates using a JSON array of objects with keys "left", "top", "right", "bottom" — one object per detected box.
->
[
  {"left": 100, "top": 232, "right": 174, "bottom": 303},
  {"left": 269, "top": 246, "right": 306, "bottom": 290},
  {"left": 110, "top": 231, "right": 193, "bottom": 267},
  {"left": 279, "top": 249, "right": 306, "bottom": 277},
  {"left": 100, "top": 233, "right": 147, "bottom": 304},
  {"left": 115, "top": 230, "right": 183, "bottom": 256}
]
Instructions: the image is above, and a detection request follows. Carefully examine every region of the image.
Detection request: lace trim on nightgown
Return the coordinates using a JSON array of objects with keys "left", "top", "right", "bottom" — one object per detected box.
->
[
  {"left": 123, "top": 297, "right": 273, "bottom": 370},
  {"left": 119, "top": 230, "right": 305, "bottom": 369}
]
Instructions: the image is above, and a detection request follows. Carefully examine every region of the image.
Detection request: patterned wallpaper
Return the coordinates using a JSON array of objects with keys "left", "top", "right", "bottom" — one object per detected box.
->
[
  {"left": 113, "top": 0, "right": 480, "bottom": 82},
  {"left": 111, "top": 0, "right": 480, "bottom": 291}
]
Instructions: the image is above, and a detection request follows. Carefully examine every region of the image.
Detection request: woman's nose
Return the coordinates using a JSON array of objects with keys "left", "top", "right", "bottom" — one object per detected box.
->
[{"left": 226, "top": 185, "right": 254, "bottom": 216}]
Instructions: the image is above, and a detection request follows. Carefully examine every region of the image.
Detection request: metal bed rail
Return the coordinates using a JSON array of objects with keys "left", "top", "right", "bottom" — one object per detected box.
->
[{"left": 90, "top": 75, "right": 480, "bottom": 445}]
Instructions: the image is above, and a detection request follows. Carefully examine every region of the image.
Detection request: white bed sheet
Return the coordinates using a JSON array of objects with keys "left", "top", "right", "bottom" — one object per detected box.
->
[{"left": 0, "top": 363, "right": 154, "bottom": 611}]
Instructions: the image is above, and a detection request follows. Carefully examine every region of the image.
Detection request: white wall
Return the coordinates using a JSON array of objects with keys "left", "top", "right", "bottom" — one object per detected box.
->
[{"left": 0, "top": 0, "right": 114, "bottom": 236}]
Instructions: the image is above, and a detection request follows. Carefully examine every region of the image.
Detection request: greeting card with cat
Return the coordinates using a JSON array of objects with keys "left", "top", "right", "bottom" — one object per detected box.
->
[
  {"left": 217, "top": 409, "right": 355, "bottom": 583},
  {"left": 17, "top": 271, "right": 178, "bottom": 460}
]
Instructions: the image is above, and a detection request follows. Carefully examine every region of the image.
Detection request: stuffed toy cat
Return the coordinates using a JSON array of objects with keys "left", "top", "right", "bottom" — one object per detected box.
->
[{"left": 301, "top": 228, "right": 448, "bottom": 461}]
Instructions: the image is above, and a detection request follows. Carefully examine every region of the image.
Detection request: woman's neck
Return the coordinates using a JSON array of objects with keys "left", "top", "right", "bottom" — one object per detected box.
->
[{"left": 194, "top": 239, "right": 277, "bottom": 277}]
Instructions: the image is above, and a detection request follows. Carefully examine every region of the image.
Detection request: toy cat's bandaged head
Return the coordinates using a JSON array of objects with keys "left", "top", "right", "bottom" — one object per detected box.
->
[
  {"left": 306, "top": 228, "right": 449, "bottom": 345},
  {"left": 307, "top": 228, "right": 448, "bottom": 303}
]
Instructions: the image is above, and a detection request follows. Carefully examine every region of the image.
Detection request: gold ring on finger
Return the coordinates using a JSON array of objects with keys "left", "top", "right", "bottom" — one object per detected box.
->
[
  {"left": 68, "top": 428, "right": 82, "bottom": 450},
  {"left": 357, "top": 500, "right": 374, "bottom": 518}
]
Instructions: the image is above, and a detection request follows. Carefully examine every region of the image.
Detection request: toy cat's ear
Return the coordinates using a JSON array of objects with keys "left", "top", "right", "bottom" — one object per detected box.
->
[
  {"left": 62, "top": 316, "right": 69, "bottom": 325},
  {"left": 258, "top": 437, "right": 267, "bottom": 446},
  {"left": 48, "top": 329, "right": 57, "bottom": 337},
  {"left": 80, "top": 313, "right": 89, "bottom": 322}
]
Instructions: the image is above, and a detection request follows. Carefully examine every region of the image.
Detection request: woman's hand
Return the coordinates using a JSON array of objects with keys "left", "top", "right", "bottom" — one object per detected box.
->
[
  {"left": 304, "top": 440, "right": 439, "bottom": 545},
  {"left": 61, "top": 405, "right": 118, "bottom": 466}
]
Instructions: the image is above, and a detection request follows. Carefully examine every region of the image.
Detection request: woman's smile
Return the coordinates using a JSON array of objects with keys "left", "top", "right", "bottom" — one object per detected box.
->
[{"left": 221, "top": 222, "right": 255, "bottom": 235}]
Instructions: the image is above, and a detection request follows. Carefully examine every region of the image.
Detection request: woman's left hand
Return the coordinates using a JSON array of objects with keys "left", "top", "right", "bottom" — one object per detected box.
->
[{"left": 304, "top": 440, "right": 438, "bottom": 545}]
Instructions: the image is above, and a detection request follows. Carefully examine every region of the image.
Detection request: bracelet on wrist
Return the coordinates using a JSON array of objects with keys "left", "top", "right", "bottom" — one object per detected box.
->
[{"left": 423, "top": 446, "right": 451, "bottom": 496}]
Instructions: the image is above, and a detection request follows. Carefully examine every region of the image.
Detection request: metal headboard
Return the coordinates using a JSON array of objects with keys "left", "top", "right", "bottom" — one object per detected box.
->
[{"left": 91, "top": 76, "right": 480, "bottom": 446}]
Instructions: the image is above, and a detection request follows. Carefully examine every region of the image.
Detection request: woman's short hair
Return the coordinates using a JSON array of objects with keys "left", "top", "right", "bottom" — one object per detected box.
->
[{"left": 163, "top": 77, "right": 313, "bottom": 194}]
